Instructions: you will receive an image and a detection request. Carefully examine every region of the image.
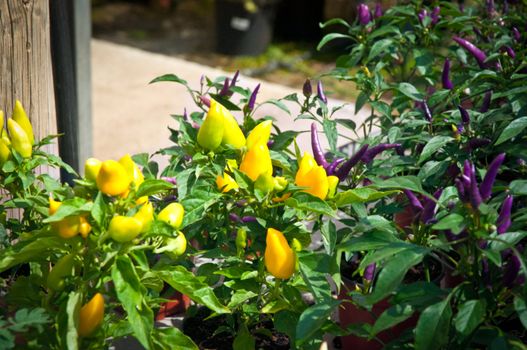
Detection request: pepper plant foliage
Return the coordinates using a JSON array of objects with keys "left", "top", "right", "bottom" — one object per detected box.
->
[{"left": 1, "top": 0, "right": 526, "bottom": 349}]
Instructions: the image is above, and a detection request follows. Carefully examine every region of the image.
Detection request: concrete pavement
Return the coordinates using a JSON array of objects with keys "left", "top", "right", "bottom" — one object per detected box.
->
[{"left": 92, "top": 39, "right": 370, "bottom": 168}]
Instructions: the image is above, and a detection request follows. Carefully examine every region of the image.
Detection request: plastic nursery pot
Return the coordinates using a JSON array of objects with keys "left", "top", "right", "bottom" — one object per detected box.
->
[
  {"left": 214, "top": 0, "right": 277, "bottom": 56},
  {"left": 338, "top": 279, "right": 418, "bottom": 350}
]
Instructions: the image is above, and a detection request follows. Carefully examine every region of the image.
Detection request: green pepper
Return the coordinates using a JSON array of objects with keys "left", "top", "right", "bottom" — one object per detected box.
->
[
  {"left": 47, "top": 254, "right": 75, "bottom": 291},
  {"left": 197, "top": 99, "right": 225, "bottom": 151},
  {"left": 235, "top": 228, "right": 247, "bottom": 256}
]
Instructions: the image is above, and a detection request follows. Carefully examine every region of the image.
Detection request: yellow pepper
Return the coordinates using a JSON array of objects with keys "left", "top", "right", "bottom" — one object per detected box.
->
[
  {"left": 219, "top": 102, "right": 246, "bottom": 149},
  {"left": 0, "top": 138, "right": 11, "bottom": 165},
  {"left": 96, "top": 160, "right": 131, "bottom": 196},
  {"left": 78, "top": 293, "right": 104, "bottom": 337},
  {"left": 79, "top": 216, "right": 92, "bottom": 238},
  {"left": 84, "top": 158, "right": 102, "bottom": 182},
  {"left": 158, "top": 203, "right": 185, "bottom": 229},
  {"left": 246, "top": 120, "right": 272, "bottom": 149},
  {"left": 133, "top": 201, "right": 154, "bottom": 233},
  {"left": 49, "top": 198, "right": 81, "bottom": 239},
  {"left": 264, "top": 228, "right": 295, "bottom": 279},
  {"left": 239, "top": 142, "right": 272, "bottom": 181},
  {"left": 108, "top": 215, "right": 143, "bottom": 242},
  {"left": 216, "top": 172, "right": 239, "bottom": 192},
  {"left": 7, "top": 118, "right": 32, "bottom": 158},
  {"left": 13, "top": 100, "right": 34, "bottom": 145},
  {"left": 295, "top": 153, "right": 329, "bottom": 200},
  {"left": 119, "top": 154, "right": 144, "bottom": 190},
  {"left": 197, "top": 99, "right": 225, "bottom": 151},
  {"left": 327, "top": 175, "right": 339, "bottom": 199}
]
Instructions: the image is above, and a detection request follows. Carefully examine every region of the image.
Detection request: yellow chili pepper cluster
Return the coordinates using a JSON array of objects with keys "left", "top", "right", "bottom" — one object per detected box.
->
[
  {"left": 239, "top": 121, "right": 273, "bottom": 181},
  {"left": 0, "top": 100, "right": 35, "bottom": 161},
  {"left": 197, "top": 98, "right": 246, "bottom": 150},
  {"left": 264, "top": 228, "right": 295, "bottom": 279},
  {"left": 155, "top": 203, "right": 187, "bottom": 256},
  {"left": 49, "top": 197, "right": 92, "bottom": 239},
  {"left": 295, "top": 153, "right": 333, "bottom": 200}
]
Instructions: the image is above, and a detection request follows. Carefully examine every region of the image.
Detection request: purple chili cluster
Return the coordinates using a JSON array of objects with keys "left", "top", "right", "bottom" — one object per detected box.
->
[
  {"left": 219, "top": 70, "right": 240, "bottom": 97},
  {"left": 418, "top": 6, "right": 440, "bottom": 26},
  {"left": 455, "top": 153, "right": 505, "bottom": 209},
  {"left": 357, "top": 3, "right": 372, "bottom": 25},
  {"left": 310, "top": 123, "right": 401, "bottom": 181},
  {"left": 403, "top": 188, "right": 443, "bottom": 225},
  {"left": 453, "top": 36, "right": 488, "bottom": 69},
  {"left": 442, "top": 58, "right": 454, "bottom": 90}
]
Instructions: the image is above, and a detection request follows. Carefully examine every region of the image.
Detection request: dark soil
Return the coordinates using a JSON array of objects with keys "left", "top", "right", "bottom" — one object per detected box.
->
[
  {"left": 91, "top": 0, "right": 359, "bottom": 100},
  {"left": 182, "top": 307, "right": 290, "bottom": 350}
]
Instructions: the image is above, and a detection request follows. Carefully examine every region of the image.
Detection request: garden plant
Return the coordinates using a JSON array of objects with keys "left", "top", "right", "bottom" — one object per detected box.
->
[{"left": 0, "top": 0, "right": 526, "bottom": 349}]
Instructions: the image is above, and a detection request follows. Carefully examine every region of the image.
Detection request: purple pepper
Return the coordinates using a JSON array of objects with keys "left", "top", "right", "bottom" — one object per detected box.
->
[
  {"left": 357, "top": 3, "right": 372, "bottom": 25},
  {"left": 420, "top": 188, "right": 443, "bottom": 224},
  {"left": 160, "top": 176, "right": 177, "bottom": 185},
  {"left": 335, "top": 144, "right": 369, "bottom": 181},
  {"left": 219, "top": 77, "right": 231, "bottom": 96},
  {"left": 458, "top": 105, "right": 470, "bottom": 124},
  {"left": 241, "top": 216, "right": 257, "bottom": 223},
  {"left": 473, "top": 26, "right": 490, "bottom": 43},
  {"left": 229, "top": 70, "right": 239, "bottom": 88},
  {"left": 267, "top": 140, "right": 274, "bottom": 148},
  {"left": 465, "top": 138, "right": 491, "bottom": 152},
  {"left": 316, "top": 81, "right": 328, "bottom": 104},
  {"left": 503, "top": 46, "right": 516, "bottom": 59},
  {"left": 447, "top": 163, "right": 460, "bottom": 179},
  {"left": 485, "top": 0, "right": 495, "bottom": 15},
  {"left": 418, "top": 9, "right": 428, "bottom": 24},
  {"left": 311, "top": 123, "right": 329, "bottom": 168},
  {"left": 456, "top": 123, "right": 465, "bottom": 135},
  {"left": 364, "top": 263, "right": 376, "bottom": 281},
  {"left": 497, "top": 195, "right": 513, "bottom": 234},
  {"left": 480, "top": 153, "right": 505, "bottom": 200},
  {"left": 229, "top": 213, "right": 241, "bottom": 222},
  {"left": 503, "top": 0, "right": 509, "bottom": 14},
  {"left": 403, "top": 189, "right": 424, "bottom": 211},
  {"left": 325, "top": 158, "right": 344, "bottom": 176},
  {"left": 422, "top": 101, "right": 433, "bottom": 122},
  {"left": 431, "top": 6, "right": 440, "bottom": 24},
  {"left": 182, "top": 108, "right": 188, "bottom": 121},
  {"left": 480, "top": 91, "right": 492, "bottom": 113},
  {"left": 247, "top": 83, "right": 260, "bottom": 112},
  {"left": 512, "top": 27, "right": 521, "bottom": 42},
  {"left": 303, "top": 79, "right": 312, "bottom": 97},
  {"left": 455, "top": 178, "right": 468, "bottom": 203},
  {"left": 453, "top": 36, "right": 488, "bottom": 69},
  {"left": 469, "top": 163, "right": 482, "bottom": 209},
  {"left": 503, "top": 254, "right": 521, "bottom": 287},
  {"left": 361, "top": 143, "right": 401, "bottom": 163},
  {"left": 200, "top": 96, "right": 211, "bottom": 107},
  {"left": 374, "top": 3, "right": 383, "bottom": 18},
  {"left": 442, "top": 58, "right": 454, "bottom": 90}
]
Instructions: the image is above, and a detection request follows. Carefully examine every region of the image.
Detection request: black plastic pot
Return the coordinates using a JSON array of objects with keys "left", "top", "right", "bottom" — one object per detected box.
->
[{"left": 214, "top": 0, "right": 276, "bottom": 56}]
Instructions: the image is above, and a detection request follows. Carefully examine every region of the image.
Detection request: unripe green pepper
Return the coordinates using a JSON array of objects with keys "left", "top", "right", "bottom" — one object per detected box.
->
[
  {"left": 273, "top": 176, "right": 288, "bottom": 192},
  {"left": 84, "top": 158, "right": 102, "bottom": 182},
  {"left": 255, "top": 173, "right": 275, "bottom": 193},
  {"left": 13, "top": 100, "right": 34, "bottom": 145},
  {"left": 108, "top": 215, "right": 143, "bottom": 242},
  {"left": 235, "top": 228, "right": 247, "bottom": 256},
  {"left": 154, "top": 232, "right": 187, "bottom": 258},
  {"left": 7, "top": 118, "right": 32, "bottom": 158},
  {"left": 197, "top": 99, "right": 225, "bottom": 150},
  {"left": 220, "top": 103, "right": 246, "bottom": 149},
  {"left": 47, "top": 254, "right": 75, "bottom": 291},
  {"left": 327, "top": 175, "right": 339, "bottom": 199}
]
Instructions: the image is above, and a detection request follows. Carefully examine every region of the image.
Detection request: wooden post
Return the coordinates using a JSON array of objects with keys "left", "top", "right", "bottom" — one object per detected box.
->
[
  {"left": 50, "top": 0, "right": 92, "bottom": 183},
  {"left": 0, "top": 0, "right": 58, "bottom": 143}
]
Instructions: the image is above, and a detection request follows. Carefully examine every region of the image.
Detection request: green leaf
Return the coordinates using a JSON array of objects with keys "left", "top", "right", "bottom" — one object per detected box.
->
[
  {"left": 370, "top": 303, "right": 414, "bottom": 337},
  {"left": 153, "top": 327, "right": 198, "bottom": 350},
  {"left": 510, "top": 180, "right": 527, "bottom": 195},
  {"left": 317, "top": 33, "right": 352, "bottom": 51},
  {"left": 415, "top": 299, "right": 452, "bottom": 350},
  {"left": 338, "top": 231, "right": 399, "bottom": 253},
  {"left": 10, "top": 308, "right": 50, "bottom": 332},
  {"left": 373, "top": 176, "right": 427, "bottom": 196},
  {"left": 432, "top": 214, "right": 466, "bottom": 234},
  {"left": 367, "top": 39, "right": 393, "bottom": 62},
  {"left": 285, "top": 192, "right": 335, "bottom": 217},
  {"left": 514, "top": 296, "right": 527, "bottom": 329},
  {"left": 156, "top": 266, "right": 230, "bottom": 314},
  {"left": 64, "top": 292, "right": 81, "bottom": 350},
  {"left": 367, "top": 248, "right": 425, "bottom": 304},
  {"left": 355, "top": 91, "right": 369, "bottom": 115},
  {"left": 44, "top": 198, "right": 92, "bottom": 223},
  {"left": 454, "top": 299, "right": 485, "bottom": 336},
  {"left": 149, "top": 74, "right": 188, "bottom": 86},
  {"left": 112, "top": 256, "right": 154, "bottom": 349},
  {"left": 418, "top": 136, "right": 454, "bottom": 164},
  {"left": 233, "top": 323, "right": 255, "bottom": 350},
  {"left": 136, "top": 179, "right": 174, "bottom": 198},
  {"left": 263, "top": 99, "right": 290, "bottom": 115},
  {"left": 0, "top": 236, "right": 67, "bottom": 272},
  {"left": 298, "top": 252, "right": 333, "bottom": 301},
  {"left": 323, "top": 119, "right": 337, "bottom": 153},
  {"left": 336, "top": 118, "right": 356, "bottom": 131},
  {"left": 91, "top": 192, "right": 108, "bottom": 227},
  {"left": 334, "top": 187, "right": 399, "bottom": 206},
  {"left": 489, "top": 232, "right": 527, "bottom": 251},
  {"left": 296, "top": 299, "right": 340, "bottom": 346},
  {"left": 227, "top": 290, "right": 258, "bottom": 309},
  {"left": 320, "top": 220, "right": 337, "bottom": 255},
  {"left": 495, "top": 116, "right": 527, "bottom": 145},
  {"left": 398, "top": 82, "right": 424, "bottom": 101}
]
